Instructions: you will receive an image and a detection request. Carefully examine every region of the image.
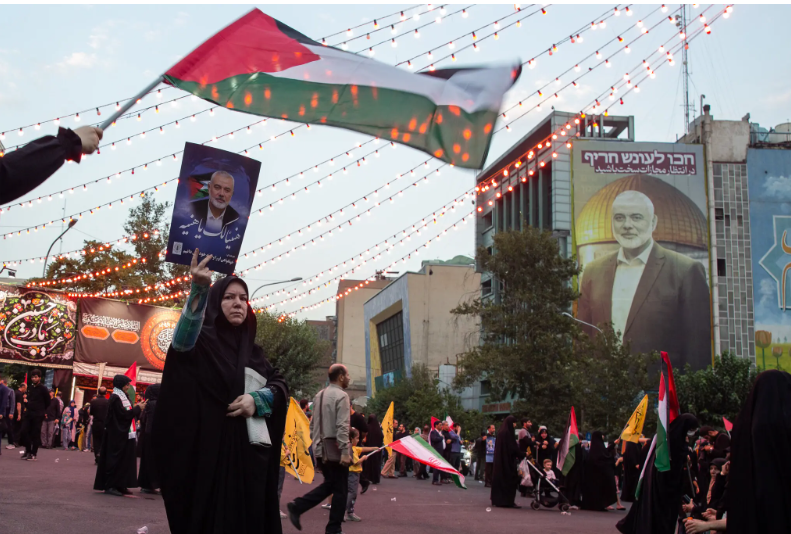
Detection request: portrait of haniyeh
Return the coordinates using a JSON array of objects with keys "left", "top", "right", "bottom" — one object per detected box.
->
[{"left": 187, "top": 168, "right": 242, "bottom": 239}]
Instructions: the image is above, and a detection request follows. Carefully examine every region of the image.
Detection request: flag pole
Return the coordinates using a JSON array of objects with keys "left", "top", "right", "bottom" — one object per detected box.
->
[
  {"left": 98, "top": 76, "right": 164, "bottom": 131},
  {"left": 282, "top": 443, "right": 303, "bottom": 485}
]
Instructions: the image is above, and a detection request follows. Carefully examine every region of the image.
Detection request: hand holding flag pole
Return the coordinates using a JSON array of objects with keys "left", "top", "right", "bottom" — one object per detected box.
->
[{"left": 282, "top": 443, "right": 303, "bottom": 484}]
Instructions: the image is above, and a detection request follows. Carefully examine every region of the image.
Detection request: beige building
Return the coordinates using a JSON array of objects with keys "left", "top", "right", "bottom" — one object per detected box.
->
[
  {"left": 335, "top": 278, "right": 391, "bottom": 400},
  {"left": 362, "top": 258, "right": 480, "bottom": 396}
]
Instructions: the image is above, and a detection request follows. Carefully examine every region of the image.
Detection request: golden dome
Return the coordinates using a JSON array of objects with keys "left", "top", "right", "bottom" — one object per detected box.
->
[{"left": 575, "top": 174, "right": 707, "bottom": 249}]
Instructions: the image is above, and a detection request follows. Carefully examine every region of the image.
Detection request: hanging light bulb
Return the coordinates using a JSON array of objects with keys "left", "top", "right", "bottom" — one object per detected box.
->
[
  {"left": 596, "top": 51, "right": 602, "bottom": 60},
  {"left": 368, "top": 48, "right": 375, "bottom": 56},
  {"left": 462, "top": 9, "right": 468, "bottom": 18},
  {"left": 391, "top": 39, "right": 397, "bottom": 47},
  {"left": 448, "top": 41, "right": 455, "bottom": 49},
  {"left": 661, "top": 4, "right": 668, "bottom": 12},
  {"left": 574, "top": 64, "right": 580, "bottom": 72},
  {"left": 414, "top": 29, "right": 420, "bottom": 38}
]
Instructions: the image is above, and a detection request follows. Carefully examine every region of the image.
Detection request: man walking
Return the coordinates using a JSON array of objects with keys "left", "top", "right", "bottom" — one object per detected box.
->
[
  {"left": 41, "top": 391, "right": 62, "bottom": 448},
  {"left": 20, "top": 369, "right": 50, "bottom": 461},
  {"left": 287, "top": 364, "right": 352, "bottom": 534},
  {"left": 90, "top": 386, "right": 110, "bottom": 464}
]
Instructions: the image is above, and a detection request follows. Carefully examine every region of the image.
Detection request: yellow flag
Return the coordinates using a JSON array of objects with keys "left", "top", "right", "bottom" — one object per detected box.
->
[
  {"left": 281, "top": 397, "right": 315, "bottom": 484},
  {"left": 382, "top": 401, "right": 394, "bottom": 454},
  {"left": 620, "top": 395, "right": 649, "bottom": 452}
]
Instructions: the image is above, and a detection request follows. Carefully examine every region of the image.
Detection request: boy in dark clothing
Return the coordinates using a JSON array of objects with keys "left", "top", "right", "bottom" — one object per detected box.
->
[
  {"left": 21, "top": 370, "right": 50, "bottom": 461},
  {"left": 474, "top": 431, "right": 487, "bottom": 481}
]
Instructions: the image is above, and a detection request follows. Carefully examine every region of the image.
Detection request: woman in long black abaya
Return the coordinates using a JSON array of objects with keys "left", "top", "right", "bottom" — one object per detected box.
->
[
  {"left": 620, "top": 441, "right": 641, "bottom": 502},
  {"left": 93, "top": 374, "right": 141, "bottom": 496},
  {"left": 727, "top": 370, "right": 791, "bottom": 534},
  {"left": 490, "top": 415, "right": 525, "bottom": 508},
  {"left": 581, "top": 431, "right": 617, "bottom": 511},
  {"left": 153, "top": 273, "right": 288, "bottom": 534},
  {"left": 560, "top": 442, "right": 584, "bottom": 507},
  {"left": 363, "top": 414, "right": 383, "bottom": 484},
  {"left": 137, "top": 384, "right": 160, "bottom": 493},
  {"left": 616, "top": 414, "right": 699, "bottom": 534}
]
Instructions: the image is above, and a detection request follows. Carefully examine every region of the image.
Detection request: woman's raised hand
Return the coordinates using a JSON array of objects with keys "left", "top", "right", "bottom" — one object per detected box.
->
[{"left": 190, "top": 248, "right": 213, "bottom": 286}]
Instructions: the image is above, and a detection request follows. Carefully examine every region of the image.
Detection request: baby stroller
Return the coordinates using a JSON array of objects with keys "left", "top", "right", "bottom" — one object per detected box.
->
[{"left": 525, "top": 459, "right": 571, "bottom": 512}]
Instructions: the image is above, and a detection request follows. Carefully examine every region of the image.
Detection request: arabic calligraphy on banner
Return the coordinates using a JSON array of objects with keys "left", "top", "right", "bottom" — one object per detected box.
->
[
  {"left": 581, "top": 149, "right": 697, "bottom": 175},
  {"left": 0, "top": 284, "right": 76, "bottom": 367}
]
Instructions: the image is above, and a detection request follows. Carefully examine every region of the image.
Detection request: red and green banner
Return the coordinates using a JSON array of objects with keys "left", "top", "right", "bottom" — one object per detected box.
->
[{"left": 164, "top": 9, "right": 520, "bottom": 170}]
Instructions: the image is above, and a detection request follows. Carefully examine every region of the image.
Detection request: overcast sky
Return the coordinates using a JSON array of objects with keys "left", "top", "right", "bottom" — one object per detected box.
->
[{"left": 1, "top": 3, "right": 789, "bottom": 319}]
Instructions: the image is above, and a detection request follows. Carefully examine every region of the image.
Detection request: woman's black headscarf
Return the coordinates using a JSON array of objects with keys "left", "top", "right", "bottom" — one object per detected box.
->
[
  {"left": 727, "top": 370, "right": 791, "bottom": 534},
  {"left": 142, "top": 384, "right": 161, "bottom": 434},
  {"left": 113, "top": 374, "right": 131, "bottom": 390},
  {"left": 153, "top": 275, "right": 288, "bottom": 534}
]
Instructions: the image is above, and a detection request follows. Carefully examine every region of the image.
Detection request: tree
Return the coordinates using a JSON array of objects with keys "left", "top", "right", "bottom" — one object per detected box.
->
[
  {"left": 452, "top": 226, "right": 583, "bottom": 434},
  {"left": 675, "top": 352, "right": 757, "bottom": 427},
  {"left": 367, "top": 364, "right": 445, "bottom": 430},
  {"left": 254, "top": 311, "right": 328, "bottom": 398},
  {"left": 28, "top": 196, "right": 190, "bottom": 305}
]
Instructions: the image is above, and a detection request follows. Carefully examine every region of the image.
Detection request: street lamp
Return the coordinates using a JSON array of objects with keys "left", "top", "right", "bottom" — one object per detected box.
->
[
  {"left": 562, "top": 311, "right": 603, "bottom": 333},
  {"left": 250, "top": 277, "right": 302, "bottom": 300},
  {"left": 42, "top": 219, "right": 78, "bottom": 277}
]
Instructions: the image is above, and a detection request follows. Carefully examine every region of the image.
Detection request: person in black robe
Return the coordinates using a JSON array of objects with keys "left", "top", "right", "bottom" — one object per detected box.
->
[
  {"left": 490, "top": 415, "right": 525, "bottom": 508},
  {"left": 93, "top": 374, "right": 141, "bottom": 496},
  {"left": 727, "top": 370, "right": 791, "bottom": 534},
  {"left": 137, "top": 384, "right": 160, "bottom": 494},
  {"left": 620, "top": 440, "right": 642, "bottom": 502},
  {"left": 581, "top": 431, "right": 617, "bottom": 511},
  {"left": 363, "top": 414, "right": 383, "bottom": 484},
  {"left": 561, "top": 441, "right": 584, "bottom": 507},
  {"left": 152, "top": 267, "right": 288, "bottom": 534},
  {"left": 616, "top": 414, "right": 699, "bottom": 534}
]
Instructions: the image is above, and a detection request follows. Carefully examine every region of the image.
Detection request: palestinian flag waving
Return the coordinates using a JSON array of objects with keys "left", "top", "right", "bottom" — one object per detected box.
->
[
  {"left": 655, "top": 351, "right": 679, "bottom": 472},
  {"left": 556, "top": 406, "right": 579, "bottom": 476},
  {"left": 164, "top": 9, "right": 521, "bottom": 169}
]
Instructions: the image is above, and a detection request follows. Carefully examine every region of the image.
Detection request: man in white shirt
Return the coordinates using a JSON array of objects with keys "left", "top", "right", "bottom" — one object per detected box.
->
[{"left": 577, "top": 190, "right": 712, "bottom": 370}]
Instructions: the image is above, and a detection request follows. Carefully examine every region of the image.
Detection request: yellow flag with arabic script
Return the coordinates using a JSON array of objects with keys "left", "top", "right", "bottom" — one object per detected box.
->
[
  {"left": 382, "top": 401, "right": 394, "bottom": 454},
  {"left": 281, "top": 397, "right": 315, "bottom": 484},
  {"left": 620, "top": 395, "right": 649, "bottom": 453}
]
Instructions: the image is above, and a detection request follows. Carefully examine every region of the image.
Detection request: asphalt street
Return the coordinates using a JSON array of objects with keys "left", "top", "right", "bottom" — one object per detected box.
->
[{"left": 0, "top": 446, "right": 626, "bottom": 533}]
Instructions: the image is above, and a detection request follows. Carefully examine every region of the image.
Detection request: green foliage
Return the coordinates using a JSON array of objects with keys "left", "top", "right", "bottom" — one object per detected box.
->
[
  {"left": 676, "top": 352, "right": 757, "bottom": 427},
  {"left": 29, "top": 196, "right": 190, "bottom": 305},
  {"left": 254, "top": 311, "right": 328, "bottom": 398},
  {"left": 0, "top": 363, "right": 29, "bottom": 388}
]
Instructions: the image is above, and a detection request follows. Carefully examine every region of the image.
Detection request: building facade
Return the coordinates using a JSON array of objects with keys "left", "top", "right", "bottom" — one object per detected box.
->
[{"left": 363, "top": 261, "right": 480, "bottom": 396}]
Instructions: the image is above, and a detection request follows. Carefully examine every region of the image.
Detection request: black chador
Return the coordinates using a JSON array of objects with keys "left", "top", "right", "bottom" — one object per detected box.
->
[{"left": 93, "top": 374, "right": 140, "bottom": 496}]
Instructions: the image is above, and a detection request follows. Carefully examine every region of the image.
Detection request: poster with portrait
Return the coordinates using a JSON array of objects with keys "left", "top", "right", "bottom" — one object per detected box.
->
[
  {"left": 747, "top": 148, "right": 791, "bottom": 372},
  {"left": 76, "top": 298, "right": 181, "bottom": 371},
  {"left": 572, "top": 140, "right": 712, "bottom": 370},
  {"left": 0, "top": 284, "right": 76, "bottom": 369},
  {"left": 165, "top": 142, "right": 261, "bottom": 275}
]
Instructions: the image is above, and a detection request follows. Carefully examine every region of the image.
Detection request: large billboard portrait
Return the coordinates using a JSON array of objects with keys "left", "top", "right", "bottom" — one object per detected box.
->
[
  {"left": 0, "top": 284, "right": 76, "bottom": 368},
  {"left": 165, "top": 142, "right": 261, "bottom": 275},
  {"left": 76, "top": 298, "right": 181, "bottom": 371},
  {"left": 747, "top": 149, "right": 791, "bottom": 372},
  {"left": 572, "top": 141, "right": 712, "bottom": 370}
]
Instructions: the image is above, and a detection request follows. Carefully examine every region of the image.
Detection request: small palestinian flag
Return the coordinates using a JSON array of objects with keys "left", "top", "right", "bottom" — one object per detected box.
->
[
  {"left": 556, "top": 406, "right": 579, "bottom": 476},
  {"left": 163, "top": 9, "right": 520, "bottom": 169},
  {"left": 188, "top": 175, "right": 209, "bottom": 200},
  {"left": 655, "top": 351, "right": 679, "bottom": 472},
  {"left": 389, "top": 435, "right": 466, "bottom": 488}
]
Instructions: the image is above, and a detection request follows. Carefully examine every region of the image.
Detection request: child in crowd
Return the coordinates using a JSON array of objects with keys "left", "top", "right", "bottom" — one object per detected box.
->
[
  {"left": 543, "top": 458, "right": 556, "bottom": 483},
  {"left": 345, "top": 427, "right": 380, "bottom": 522}
]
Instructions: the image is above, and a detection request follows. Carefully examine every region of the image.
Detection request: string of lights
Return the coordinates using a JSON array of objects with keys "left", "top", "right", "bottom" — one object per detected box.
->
[
  {"left": 67, "top": 273, "right": 192, "bottom": 300},
  {"left": 241, "top": 185, "right": 473, "bottom": 289},
  {"left": 0, "top": 230, "right": 160, "bottom": 269},
  {"left": 320, "top": 4, "right": 423, "bottom": 43},
  {"left": 28, "top": 258, "right": 148, "bottom": 288},
  {"left": 265, "top": 209, "right": 474, "bottom": 316}
]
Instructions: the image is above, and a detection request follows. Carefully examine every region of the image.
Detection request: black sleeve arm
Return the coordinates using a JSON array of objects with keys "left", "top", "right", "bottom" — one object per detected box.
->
[{"left": 0, "top": 128, "right": 83, "bottom": 205}]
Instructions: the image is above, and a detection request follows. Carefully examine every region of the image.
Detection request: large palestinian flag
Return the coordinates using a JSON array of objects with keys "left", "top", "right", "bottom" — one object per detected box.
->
[{"left": 164, "top": 9, "right": 521, "bottom": 169}]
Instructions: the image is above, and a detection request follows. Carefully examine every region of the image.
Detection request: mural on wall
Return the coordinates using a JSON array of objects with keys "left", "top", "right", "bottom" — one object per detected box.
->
[
  {"left": 572, "top": 141, "right": 712, "bottom": 370},
  {"left": 0, "top": 285, "right": 76, "bottom": 368},
  {"left": 748, "top": 149, "right": 791, "bottom": 371}
]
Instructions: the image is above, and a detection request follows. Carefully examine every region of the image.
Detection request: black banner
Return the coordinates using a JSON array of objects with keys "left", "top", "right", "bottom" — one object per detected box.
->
[
  {"left": 76, "top": 298, "right": 181, "bottom": 371},
  {"left": 0, "top": 284, "right": 76, "bottom": 369}
]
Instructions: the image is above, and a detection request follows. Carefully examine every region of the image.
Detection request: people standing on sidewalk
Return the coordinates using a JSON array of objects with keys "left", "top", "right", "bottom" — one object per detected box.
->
[
  {"left": 287, "top": 364, "right": 352, "bottom": 534},
  {"left": 20, "top": 369, "right": 50, "bottom": 461},
  {"left": 485, "top": 424, "right": 496, "bottom": 487},
  {"left": 41, "top": 391, "right": 62, "bottom": 449},
  {"left": 474, "top": 431, "right": 487, "bottom": 482},
  {"left": 449, "top": 424, "right": 463, "bottom": 471},
  {"left": 90, "top": 387, "right": 109, "bottom": 464},
  {"left": 7, "top": 382, "right": 26, "bottom": 449},
  {"left": 429, "top": 420, "right": 446, "bottom": 486},
  {"left": 0, "top": 377, "right": 11, "bottom": 454}
]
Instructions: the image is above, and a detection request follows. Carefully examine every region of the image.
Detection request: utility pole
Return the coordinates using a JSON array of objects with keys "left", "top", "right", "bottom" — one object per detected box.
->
[{"left": 677, "top": 6, "right": 692, "bottom": 134}]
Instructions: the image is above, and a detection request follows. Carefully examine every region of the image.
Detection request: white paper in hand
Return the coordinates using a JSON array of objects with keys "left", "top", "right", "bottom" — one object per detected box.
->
[{"left": 244, "top": 367, "right": 271, "bottom": 446}]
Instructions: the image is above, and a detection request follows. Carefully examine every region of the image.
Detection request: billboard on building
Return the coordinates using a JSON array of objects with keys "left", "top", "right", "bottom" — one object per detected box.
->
[
  {"left": 747, "top": 149, "right": 791, "bottom": 371},
  {"left": 76, "top": 298, "right": 181, "bottom": 371},
  {"left": 0, "top": 284, "right": 77, "bottom": 369},
  {"left": 572, "top": 140, "right": 712, "bottom": 370}
]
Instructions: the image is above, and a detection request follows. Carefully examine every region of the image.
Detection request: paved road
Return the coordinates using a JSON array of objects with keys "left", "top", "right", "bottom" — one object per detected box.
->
[{"left": 0, "top": 446, "right": 625, "bottom": 533}]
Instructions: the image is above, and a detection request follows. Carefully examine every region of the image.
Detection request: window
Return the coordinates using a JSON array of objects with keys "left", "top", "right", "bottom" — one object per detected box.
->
[
  {"left": 480, "top": 380, "right": 491, "bottom": 395},
  {"left": 482, "top": 279, "right": 492, "bottom": 296},
  {"left": 376, "top": 312, "right": 405, "bottom": 374},
  {"left": 483, "top": 211, "right": 493, "bottom": 229},
  {"left": 715, "top": 208, "right": 724, "bottom": 221},
  {"left": 717, "top": 258, "right": 727, "bottom": 277}
]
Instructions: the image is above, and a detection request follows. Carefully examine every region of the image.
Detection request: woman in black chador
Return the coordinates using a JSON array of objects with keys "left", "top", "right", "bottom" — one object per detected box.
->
[
  {"left": 581, "top": 431, "right": 618, "bottom": 511},
  {"left": 490, "top": 415, "right": 525, "bottom": 508},
  {"left": 93, "top": 374, "right": 141, "bottom": 496},
  {"left": 137, "top": 383, "right": 160, "bottom": 494},
  {"left": 620, "top": 440, "right": 642, "bottom": 502},
  {"left": 153, "top": 250, "right": 288, "bottom": 534},
  {"left": 363, "top": 413, "right": 384, "bottom": 484}
]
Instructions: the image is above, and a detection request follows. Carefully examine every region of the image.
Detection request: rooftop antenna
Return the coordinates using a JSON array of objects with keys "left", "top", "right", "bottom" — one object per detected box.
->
[{"left": 677, "top": 6, "right": 693, "bottom": 134}]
